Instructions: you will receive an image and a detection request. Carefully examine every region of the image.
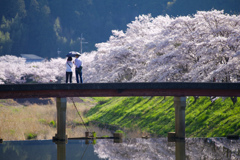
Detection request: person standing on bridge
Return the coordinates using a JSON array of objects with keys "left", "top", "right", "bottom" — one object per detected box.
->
[
  {"left": 73, "top": 53, "right": 83, "bottom": 83},
  {"left": 66, "top": 57, "right": 73, "bottom": 83}
]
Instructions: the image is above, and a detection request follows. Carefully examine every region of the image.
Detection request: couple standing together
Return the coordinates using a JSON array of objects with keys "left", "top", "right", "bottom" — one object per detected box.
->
[{"left": 66, "top": 53, "right": 83, "bottom": 83}]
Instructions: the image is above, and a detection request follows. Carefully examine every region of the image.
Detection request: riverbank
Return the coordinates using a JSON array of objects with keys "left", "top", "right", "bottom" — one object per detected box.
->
[
  {"left": 86, "top": 96, "right": 240, "bottom": 138},
  {"left": 1, "top": 96, "right": 240, "bottom": 140},
  {"left": 0, "top": 98, "right": 112, "bottom": 141}
]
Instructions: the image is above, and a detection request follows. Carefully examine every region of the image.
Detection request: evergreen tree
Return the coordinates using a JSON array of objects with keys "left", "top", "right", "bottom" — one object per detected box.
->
[{"left": 0, "top": 0, "right": 26, "bottom": 19}]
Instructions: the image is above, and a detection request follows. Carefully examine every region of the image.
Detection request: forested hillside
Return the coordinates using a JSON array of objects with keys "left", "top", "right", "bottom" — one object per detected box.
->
[{"left": 0, "top": 0, "right": 239, "bottom": 58}]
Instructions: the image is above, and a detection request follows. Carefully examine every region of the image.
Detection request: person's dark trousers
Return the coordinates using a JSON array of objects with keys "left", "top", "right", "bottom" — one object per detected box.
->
[
  {"left": 66, "top": 72, "right": 72, "bottom": 83},
  {"left": 75, "top": 69, "right": 83, "bottom": 83}
]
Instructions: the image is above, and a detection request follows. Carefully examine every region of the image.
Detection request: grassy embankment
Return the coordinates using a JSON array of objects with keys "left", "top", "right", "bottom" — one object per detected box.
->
[
  {"left": 0, "top": 98, "right": 112, "bottom": 141},
  {"left": 1, "top": 96, "right": 240, "bottom": 140},
  {"left": 86, "top": 96, "right": 240, "bottom": 138}
]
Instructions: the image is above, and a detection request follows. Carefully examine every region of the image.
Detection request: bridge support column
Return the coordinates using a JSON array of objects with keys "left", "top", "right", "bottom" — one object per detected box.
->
[
  {"left": 174, "top": 96, "right": 186, "bottom": 139},
  {"left": 168, "top": 97, "right": 186, "bottom": 142},
  {"left": 53, "top": 97, "right": 67, "bottom": 142}
]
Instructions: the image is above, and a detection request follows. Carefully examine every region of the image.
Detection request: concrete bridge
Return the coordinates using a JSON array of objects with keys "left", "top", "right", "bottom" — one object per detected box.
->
[{"left": 1, "top": 82, "right": 240, "bottom": 142}]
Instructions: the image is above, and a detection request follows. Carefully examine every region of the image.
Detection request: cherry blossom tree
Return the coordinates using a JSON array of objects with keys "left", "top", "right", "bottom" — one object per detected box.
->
[
  {"left": 83, "top": 10, "right": 240, "bottom": 83},
  {"left": 0, "top": 56, "right": 66, "bottom": 83},
  {"left": 0, "top": 55, "right": 27, "bottom": 84},
  {"left": 0, "top": 10, "right": 239, "bottom": 84}
]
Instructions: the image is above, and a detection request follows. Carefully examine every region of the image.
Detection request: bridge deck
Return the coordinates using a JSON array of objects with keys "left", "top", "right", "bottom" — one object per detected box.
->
[{"left": 0, "top": 82, "right": 240, "bottom": 99}]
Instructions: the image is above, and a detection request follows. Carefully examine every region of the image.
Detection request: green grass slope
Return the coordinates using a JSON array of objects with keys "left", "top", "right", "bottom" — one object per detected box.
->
[{"left": 86, "top": 96, "right": 240, "bottom": 137}]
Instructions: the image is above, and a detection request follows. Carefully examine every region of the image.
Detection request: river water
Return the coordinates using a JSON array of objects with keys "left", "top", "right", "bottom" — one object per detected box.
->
[{"left": 0, "top": 137, "right": 239, "bottom": 160}]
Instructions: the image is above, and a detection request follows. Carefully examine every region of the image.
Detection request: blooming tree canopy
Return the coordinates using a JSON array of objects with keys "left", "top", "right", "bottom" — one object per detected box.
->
[{"left": 0, "top": 10, "right": 239, "bottom": 84}]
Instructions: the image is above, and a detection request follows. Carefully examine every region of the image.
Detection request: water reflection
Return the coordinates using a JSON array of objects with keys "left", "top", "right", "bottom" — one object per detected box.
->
[
  {"left": 0, "top": 139, "right": 101, "bottom": 160},
  {"left": 55, "top": 141, "right": 66, "bottom": 160},
  {"left": 0, "top": 138, "right": 239, "bottom": 160},
  {"left": 94, "top": 138, "right": 240, "bottom": 160},
  {"left": 175, "top": 140, "right": 185, "bottom": 160}
]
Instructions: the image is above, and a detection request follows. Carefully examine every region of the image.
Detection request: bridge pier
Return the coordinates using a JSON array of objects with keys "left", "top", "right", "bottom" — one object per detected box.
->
[
  {"left": 175, "top": 96, "right": 186, "bottom": 139},
  {"left": 53, "top": 97, "right": 68, "bottom": 142},
  {"left": 173, "top": 97, "right": 186, "bottom": 160},
  {"left": 168, "top": 97, "right": 186, "bottom": 142}
]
